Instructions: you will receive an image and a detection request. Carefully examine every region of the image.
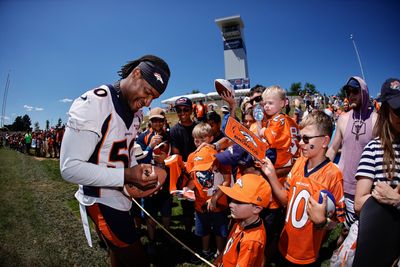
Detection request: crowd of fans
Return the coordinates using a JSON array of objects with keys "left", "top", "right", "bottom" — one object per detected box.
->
[
  {"left": 2, "top": 76, "right": 399, "bottom": 266},
  {"left": 127, "top": 76, "right": 399, "bottom": 266},
  {"left": 1, "top": 127, "right": 65, "bottom": 158}
]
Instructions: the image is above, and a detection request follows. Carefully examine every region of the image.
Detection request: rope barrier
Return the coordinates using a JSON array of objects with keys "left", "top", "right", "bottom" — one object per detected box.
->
[{"left": 131, "top": 197, "right": 216, "bottom": 267}]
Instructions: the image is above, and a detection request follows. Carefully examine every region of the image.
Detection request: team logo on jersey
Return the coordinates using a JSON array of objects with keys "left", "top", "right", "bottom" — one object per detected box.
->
[
  {"left": 390, "top": 80, "right": 400, "bottom": 90},
  {"left": 154, "top": 72, "right": 164, "bottom": 84}
]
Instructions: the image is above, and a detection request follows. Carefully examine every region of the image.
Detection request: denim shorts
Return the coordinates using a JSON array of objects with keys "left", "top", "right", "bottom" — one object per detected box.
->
[{"left": 194, "top": 210, "right": 229, "bottom": 237}]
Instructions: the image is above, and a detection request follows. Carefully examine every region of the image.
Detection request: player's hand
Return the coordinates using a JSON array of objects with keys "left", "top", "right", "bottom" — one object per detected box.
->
[
  {"left": 307, "top": 195, "right": 327, "bottom": 225},
  {"left": 372, "top": 182, "right": 400, "bottom": 205},
  {"left": 124, "top": 164, "right": 158, "bottom": 191},
  {"left": 149, "top": 134, "right": 163, "bottom": 149}
]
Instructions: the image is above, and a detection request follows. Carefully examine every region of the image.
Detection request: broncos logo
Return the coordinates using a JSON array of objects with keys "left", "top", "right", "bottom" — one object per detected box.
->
[
  {"left": 239, "top": 130, "right": 257, "bottom": 148},
  {"left": 154, "top": 73, "right": 164, "bottom": 84}
]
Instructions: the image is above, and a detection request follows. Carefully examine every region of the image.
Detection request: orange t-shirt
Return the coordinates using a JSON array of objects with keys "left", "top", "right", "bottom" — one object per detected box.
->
[
  {"left": 279, "top": 156, "right": 345, "bottom": 265},
  {"left": 262, "top": 113, "right": 300, "bottom": 169},
  {"left": 220, "top": 219, "right": 266, "bottom": 267}
]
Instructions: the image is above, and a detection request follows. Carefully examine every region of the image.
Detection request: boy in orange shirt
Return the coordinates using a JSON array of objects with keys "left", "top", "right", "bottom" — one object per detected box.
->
[
  {"left": 261, "top": 111, "right": 345, "bottom": 266},
  {"left": 217, "top": 174, "right": 272, "bottom": 267},
  {"left": 185, "top": 123, "right": 232, "bottom": 260}
]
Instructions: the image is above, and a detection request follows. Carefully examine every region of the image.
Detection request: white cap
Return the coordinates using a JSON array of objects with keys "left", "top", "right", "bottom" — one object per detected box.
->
[{"left": 133, "top": 143, "right": 149, "bottom": 160}]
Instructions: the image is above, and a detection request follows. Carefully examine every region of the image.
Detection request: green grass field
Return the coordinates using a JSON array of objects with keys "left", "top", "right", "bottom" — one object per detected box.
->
[{"left": 0, "top": 148, "right": 337, "bottom": 266}]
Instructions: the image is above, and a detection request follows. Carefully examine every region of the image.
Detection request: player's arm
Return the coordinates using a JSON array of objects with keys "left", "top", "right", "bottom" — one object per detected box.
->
[
  {"left": 326, "top": 115, "right": 345, "bottom": 161},
  {"left": 60, "top": 127, "right": 157, "bottom": 190},
  {"left": 260, "top": 158, "right": 288, "bottom": 206},
  {"left": 60, "top": 127, "right": 124, "bottom": 187}
]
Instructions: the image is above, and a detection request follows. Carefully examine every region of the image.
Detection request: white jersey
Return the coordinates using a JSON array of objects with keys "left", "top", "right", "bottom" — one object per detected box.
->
[{"left": 66, "top": 84, "right": 142, "bottom": 211}]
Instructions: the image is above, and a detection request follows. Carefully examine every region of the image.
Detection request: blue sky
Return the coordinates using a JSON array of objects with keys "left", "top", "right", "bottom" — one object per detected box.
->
[{"left": 0, "top": 0, "right": 399, "bottom": 129}]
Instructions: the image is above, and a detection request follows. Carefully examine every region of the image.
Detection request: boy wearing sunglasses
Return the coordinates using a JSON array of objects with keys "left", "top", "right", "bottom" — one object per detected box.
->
[{"left": 261, "top": 111, "right": 345, "bottom": 266}]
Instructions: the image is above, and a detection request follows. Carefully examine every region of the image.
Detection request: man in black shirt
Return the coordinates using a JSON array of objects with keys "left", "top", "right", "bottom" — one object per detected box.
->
[{"left": 170, "top": 97, "right": 197, "bottom": 235}]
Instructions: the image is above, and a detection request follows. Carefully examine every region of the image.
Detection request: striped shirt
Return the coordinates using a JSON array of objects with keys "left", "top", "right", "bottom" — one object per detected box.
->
[{"left": 356, "top": 138, "right": 400, "bottom": 188}]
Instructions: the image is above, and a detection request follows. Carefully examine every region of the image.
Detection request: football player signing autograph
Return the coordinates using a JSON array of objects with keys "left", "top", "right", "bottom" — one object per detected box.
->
[{"left": 60, "top": 55, "right": 170, "bottom": 267}]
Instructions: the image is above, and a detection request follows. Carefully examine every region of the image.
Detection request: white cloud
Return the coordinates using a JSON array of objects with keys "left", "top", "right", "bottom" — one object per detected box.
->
[
  {"left": 23, "top": 105, "right": 44, "bottom": 112},
  {"left": 60, "top": 98, "right": 73, "bottom": 103},
  {"left": 24, "top": 105, "right": 33, "bottom": 111}
]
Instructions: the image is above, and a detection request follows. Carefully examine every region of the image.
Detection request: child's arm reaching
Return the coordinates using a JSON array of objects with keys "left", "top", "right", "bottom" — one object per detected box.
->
[
  {"left": 260, "top": 157, "right": 288, "bottom": 206},
  {"left": 207, "top": 173, "right": 231, "bottom": 212}
]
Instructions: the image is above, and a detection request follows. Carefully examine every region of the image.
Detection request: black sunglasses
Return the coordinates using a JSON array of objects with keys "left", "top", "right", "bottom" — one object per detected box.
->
[
  {"left": 175, "top": 107, "right": 191, "bottom": 114},
  {"left": 251, "top": 95, "right": 262, "bottom": 104},
  {"left": 345, "top": 87, "right": 360, "bottom": 96},
  {"left": 298, "top": 134, "right": 325, "bottom": 144}
]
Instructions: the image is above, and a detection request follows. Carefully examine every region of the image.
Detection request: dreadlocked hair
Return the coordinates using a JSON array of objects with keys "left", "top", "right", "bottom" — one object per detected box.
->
[
  {"left": 117, "top": 54, "right": 171, "bottom": 79},
  {"left": 373, "top": 102, "right": 398, "bottom": 180}
]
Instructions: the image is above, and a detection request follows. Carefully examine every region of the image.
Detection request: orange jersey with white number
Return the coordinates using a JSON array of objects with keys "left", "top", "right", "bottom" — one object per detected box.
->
[
  {"left": 279, "top": 156, "right": 345, "bottom": 265},
  {"left": 262, "top": 113, "right": 300, "bottom": 169}
]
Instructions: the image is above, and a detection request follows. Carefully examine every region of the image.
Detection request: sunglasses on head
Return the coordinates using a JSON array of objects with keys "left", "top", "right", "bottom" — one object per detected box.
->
[
  {"left": 175, "top": 107, "right": 191, "bottom": 114},
  {"left": 297, "top": 134, "right": 325, "bottom": 144}
]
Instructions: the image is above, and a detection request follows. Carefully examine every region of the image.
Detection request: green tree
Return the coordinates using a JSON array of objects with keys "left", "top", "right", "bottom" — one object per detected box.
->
[
  {"left": 288, "top": 82, "right": 302, "bottom": 96},
  {"left": 46, "top": 120, "right": 50, "bottom": 131},
  {"left": 56, "top": 118, "right": 62, "bottom": 128},
  {"left": 338, "top": 87, "right": 346, "bottom": 99},
  {"left": 6, "top": 114, "right": 31, "bottom": 131},
  {"left": 190, "top": 89, "right": 200, "bottom": 94},
  {"left": 304, "top": 82, "right": 318, "bottom": 95},
  {"left": 22, "top": 114, "right": 31, "bottom": 130},
  {"left": 34, "top": 122, "right": 40, "bottom": 132}
]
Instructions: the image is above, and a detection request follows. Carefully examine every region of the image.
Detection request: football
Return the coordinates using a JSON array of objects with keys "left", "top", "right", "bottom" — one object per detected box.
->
[
  {"left": 123, "top": 165, "right": 167, "bottom": 198},
  {"left": 215, "top": 79, "right": 235, "bottom": 98},
  {"left": 318, "top": 190, "right": 336, "bottom": 217}
]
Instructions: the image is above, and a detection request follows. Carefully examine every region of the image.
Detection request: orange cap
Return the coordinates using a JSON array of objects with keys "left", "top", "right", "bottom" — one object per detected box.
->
[
  {"left": 190, "top": 146, "right": 217, "bottom": 172},
  {"left": 219, "top": 174, "right": 272, "bottom": 208}
]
